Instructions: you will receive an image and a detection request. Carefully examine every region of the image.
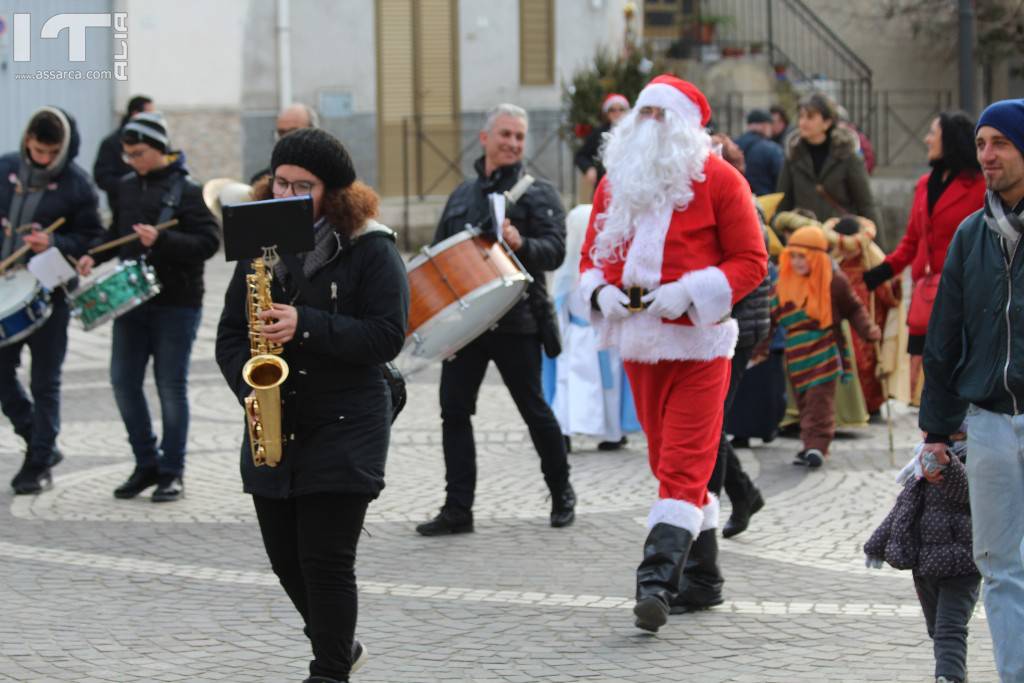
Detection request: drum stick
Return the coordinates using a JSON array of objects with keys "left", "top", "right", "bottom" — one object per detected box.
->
[
  {"left": 87, "top": 219, "right": 179, "bottom": 255},
  {"left": 0, "top": 217, "right": 66, "bottom": 274}
]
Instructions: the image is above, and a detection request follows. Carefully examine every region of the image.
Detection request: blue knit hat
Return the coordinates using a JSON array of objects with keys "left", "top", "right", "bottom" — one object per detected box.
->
[{"left": 976, "top": 99, "right": 1024, "bottom": 156}]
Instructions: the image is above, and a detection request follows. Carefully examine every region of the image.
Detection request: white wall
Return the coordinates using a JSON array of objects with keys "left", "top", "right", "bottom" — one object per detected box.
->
[
  {"left": 459, "top": 0, "right": 629, "bottom": 111},
  {"left": 121, "top": 0, "right": 247, "bottom": 110}
]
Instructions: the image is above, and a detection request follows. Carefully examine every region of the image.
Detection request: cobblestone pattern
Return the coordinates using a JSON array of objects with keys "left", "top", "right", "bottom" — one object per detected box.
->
[{"left": 0, "top": 257, "right": 997, "bottom": 682}]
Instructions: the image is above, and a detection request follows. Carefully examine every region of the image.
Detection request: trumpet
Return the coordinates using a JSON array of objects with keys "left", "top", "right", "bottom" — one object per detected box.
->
[{"left": 243, "top": 256, "right": 289, "bottom": 467}]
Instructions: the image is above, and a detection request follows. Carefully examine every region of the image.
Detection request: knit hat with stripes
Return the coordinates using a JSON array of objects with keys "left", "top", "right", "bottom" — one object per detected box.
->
[{"left": 121, "top": 112, "right": 170, "bottom": 152}]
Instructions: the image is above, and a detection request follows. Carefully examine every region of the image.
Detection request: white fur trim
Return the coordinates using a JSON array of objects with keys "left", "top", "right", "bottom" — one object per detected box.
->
[
  {"left": 681, "top": 267, "right": 732, "bottom": 327},
  {"left": 622, "top": 204, "right": 674, "bottom": 289},
  {"left": 635, "top": 83, "right": 703, "bottom": 129},
  {"left": 597, "top": 312, "right": 737, "bottom": 362},
  {"left": 700, "top": 492, "right": 720, "bottom": 531},
  {"left": 578, "top": 268, "right": 607, "bottom": 304},
  {"left": 647, "top": 498, "right": 703, "bottom": 537}
]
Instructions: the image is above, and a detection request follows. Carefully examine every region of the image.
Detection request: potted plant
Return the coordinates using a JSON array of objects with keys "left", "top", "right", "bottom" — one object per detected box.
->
[{"left": 697, "top": 14, "right": 734, "bottom": 44}]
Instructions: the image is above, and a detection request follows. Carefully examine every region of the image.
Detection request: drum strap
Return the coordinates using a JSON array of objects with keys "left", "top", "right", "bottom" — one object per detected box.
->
[{"left": 156, "top": 175, "right": 186, "bottom": 228}]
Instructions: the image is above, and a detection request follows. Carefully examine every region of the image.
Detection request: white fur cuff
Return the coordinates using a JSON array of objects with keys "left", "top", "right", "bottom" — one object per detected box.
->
[
  {"left": 681, "top": 267, "right": 732, "bottom": 327},
  {"left": 700, "top": 492, "right": 720, "bottom": 531},
  {"left": 647, "top": 498, "right": 703, "bottom": 537},
  {"left": 578, "top": 268, "right": 607, "bottom": 307}
]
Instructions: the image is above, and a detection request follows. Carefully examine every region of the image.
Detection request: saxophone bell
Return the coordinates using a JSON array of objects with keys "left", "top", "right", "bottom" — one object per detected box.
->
[{"left": 243, "top": 353, "right": 289, "bottom": 467}]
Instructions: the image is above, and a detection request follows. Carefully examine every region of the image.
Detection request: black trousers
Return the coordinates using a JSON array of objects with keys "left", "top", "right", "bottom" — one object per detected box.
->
[
  {"left": 440, "top": 331, "right": 570, "bottom": 511},
  {"left": 707, "top": 344, "right": 758, "bottom": 503},
  {"left": 913, "top": 572, "right": 981, "bottom": 682},
  {"left": 253, "top": 493, "right": 371, "bottom": 682}
]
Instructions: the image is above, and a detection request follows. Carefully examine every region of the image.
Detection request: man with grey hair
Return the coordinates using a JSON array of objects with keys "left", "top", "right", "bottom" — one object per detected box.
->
[
  {"left": 275, "top": 103, "right": 320, "bottom": 139},
  {"left": 416, "top": 103, "right": 576, "bottom": 536}
]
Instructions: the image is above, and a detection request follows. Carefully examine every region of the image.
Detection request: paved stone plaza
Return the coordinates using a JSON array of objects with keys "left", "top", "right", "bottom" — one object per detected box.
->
[{"left": 0, "top": 257, "right": 997, "bottom": 682}]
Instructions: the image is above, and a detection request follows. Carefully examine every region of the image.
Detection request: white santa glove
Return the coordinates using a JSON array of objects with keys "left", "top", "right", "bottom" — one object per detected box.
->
[
  {"left": 596, "top": 285, "right": 631, "bottom": 320},
  {"left": 641, "top": 280, "right": 692, "bottom": 320}
]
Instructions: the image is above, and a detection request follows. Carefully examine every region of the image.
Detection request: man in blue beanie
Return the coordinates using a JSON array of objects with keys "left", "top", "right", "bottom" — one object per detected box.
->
[{"left": 920, "top": 97, "right": 1024, "bottom": 683}]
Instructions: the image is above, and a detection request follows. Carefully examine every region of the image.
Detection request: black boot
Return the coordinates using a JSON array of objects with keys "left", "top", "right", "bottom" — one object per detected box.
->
[
  {"left": 114, "top": 466, "right": 161, "bottom": 499},
  {"left": 11, "top": 461, "right": 53, "bottom": 495},
  {"left": 670, "top": 529, "right": 724, "bottom": 614},
  {"left": 416, "top": 506, "right": 474, "bottom": 536},
  {"left": 550, "top": 483, "right": 576, "bottom": 528},
  {"left": 633, "top": 523, "right": 693, "bottom": 632},
  {"left": 721, "top": 489, "right": 764, "bottom": 539}
]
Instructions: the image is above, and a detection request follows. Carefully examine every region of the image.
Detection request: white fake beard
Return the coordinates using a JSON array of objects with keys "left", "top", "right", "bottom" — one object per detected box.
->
[{"left": 591, "top": 110, "right": 711, "bottom": 265}]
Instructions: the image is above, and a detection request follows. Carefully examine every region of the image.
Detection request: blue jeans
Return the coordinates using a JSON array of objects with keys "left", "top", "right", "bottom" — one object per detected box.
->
[
  {"left": 0, "top": 297, "right": 70, "bottom": 465},
  {"left": 110, "top": 303, "right": 201, "bottom": 479},
  {"left": 965, "top": 406, "right": 1024, "bottom": 682}
]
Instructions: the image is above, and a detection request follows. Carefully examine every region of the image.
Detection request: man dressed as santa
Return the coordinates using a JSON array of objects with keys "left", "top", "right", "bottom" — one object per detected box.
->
[{"left": 577, "top": 75, "right": 767, "bottom": 632}]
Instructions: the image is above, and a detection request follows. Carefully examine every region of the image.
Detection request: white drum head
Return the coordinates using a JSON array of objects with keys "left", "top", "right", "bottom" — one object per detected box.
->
[
  {"left": 395, "top": 276, "right": 528, "bottom": 376},
  {"left": 0, "top": 269, "right": 42, "bottom": 314}
]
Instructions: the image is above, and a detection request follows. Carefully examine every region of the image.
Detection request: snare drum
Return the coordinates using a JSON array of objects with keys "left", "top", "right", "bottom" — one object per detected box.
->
[
  {"left": 0, "top": 269, "right": 52, "bottom": 349},
  {"left": 70, "top": 259, "right": 161, "bottom": 331},
  {"left": 397, "top": 230, "right": 532, "bottom": 376}
]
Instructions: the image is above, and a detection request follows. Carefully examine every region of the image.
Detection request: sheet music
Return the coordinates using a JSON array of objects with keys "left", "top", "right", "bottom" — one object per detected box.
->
[{"left": 28, "top": 247, "right": 77, "bottom": 289}]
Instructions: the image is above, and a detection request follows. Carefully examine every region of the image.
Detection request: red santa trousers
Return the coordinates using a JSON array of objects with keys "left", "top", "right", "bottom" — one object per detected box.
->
[{"left": 625, "top": 357, "right": 731, "bottom": 507}]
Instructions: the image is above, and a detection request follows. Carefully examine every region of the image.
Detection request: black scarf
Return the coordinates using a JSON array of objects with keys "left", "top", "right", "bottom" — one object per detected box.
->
[{"left": 925, "top": 161, "right": 956, "bottom": 215}]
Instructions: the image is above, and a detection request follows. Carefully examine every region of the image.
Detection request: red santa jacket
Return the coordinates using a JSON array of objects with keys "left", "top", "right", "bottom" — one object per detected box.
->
[
  {"left": 578, "top": 154, "right": 768, "bottom": 362},
  {"left": 885, "top": 171, "right": 985, "bottom": 281}
]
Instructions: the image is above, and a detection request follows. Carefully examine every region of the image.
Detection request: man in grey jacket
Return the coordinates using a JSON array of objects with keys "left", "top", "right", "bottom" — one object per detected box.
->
[{"left": 920, "top": 98, "right": 1024, "bottom": 683}]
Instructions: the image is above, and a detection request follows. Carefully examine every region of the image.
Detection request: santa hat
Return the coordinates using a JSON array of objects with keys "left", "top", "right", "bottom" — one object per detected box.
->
[
  {"left": 602, "top": 93, "right": 630, "bottom": 113},
  {"left": 634, "top": 75, "right": 711, "bottom": 128}
]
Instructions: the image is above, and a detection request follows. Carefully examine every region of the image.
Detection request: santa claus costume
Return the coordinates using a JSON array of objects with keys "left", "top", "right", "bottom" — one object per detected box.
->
[{"left": 577, "top": 75, "right": 767, "bottom": 632}]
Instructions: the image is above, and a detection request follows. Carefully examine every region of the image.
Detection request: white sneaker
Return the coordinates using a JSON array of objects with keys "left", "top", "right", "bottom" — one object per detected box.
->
[{"left": 351, "top": 639, "right": 368, "bottom": 673}]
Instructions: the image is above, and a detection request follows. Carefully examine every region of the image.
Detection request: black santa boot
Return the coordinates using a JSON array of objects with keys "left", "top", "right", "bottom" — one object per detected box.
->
[
  {"left": 633, "top": 523, "right": 693, "bottom": 632},
  {"left": 669, "top": 529, "right": 724, "bottom": 614}
]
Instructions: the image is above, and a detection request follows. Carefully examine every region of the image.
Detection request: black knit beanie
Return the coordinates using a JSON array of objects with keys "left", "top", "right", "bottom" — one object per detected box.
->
[
  {"left": 834, "top": 215, "right": 861, "bottom": 236},
  {"left": 271, "top": 128, "right": 356, "bottom": 190}
]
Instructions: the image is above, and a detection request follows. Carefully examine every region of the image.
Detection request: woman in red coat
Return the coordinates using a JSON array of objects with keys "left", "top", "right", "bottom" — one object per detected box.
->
[{"left": 863, "top": 111, "right": 984, "bottom": 399}]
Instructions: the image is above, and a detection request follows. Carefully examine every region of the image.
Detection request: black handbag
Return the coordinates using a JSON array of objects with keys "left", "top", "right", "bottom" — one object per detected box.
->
[{"left": 381, "top": 361, "right": 406, "bottom": 424}]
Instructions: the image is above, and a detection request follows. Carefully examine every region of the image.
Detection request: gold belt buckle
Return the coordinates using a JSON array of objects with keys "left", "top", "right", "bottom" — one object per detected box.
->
[{"left": 625, "top": 286, "right": 646, "bottom": 313}]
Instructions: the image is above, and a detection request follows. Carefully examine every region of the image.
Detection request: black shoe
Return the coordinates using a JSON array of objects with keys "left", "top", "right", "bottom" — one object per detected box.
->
[
  {"left": 303, "top": 677, "right": 343, "bottom": 683},
  {"left": 114, "top": 467, "right": 161, "bottom": 499},
  {"left": 670, "top": 529, "right": 725, "bottom": 614},
  {"left": 11, "top": 465, "right": 53, "bottom": 495},
  {"left": 634, "top": 523, "right": 693, "bottom": 632},
  {"left": 550, "top": 483, "right": 576, "bottom": 528},
  {"left": 151, "top": 476, "right": 184, "bottom": 502},
  {"left": 351, "top": 638, "right": 368, "bottom": 673},
  {"left": 416, "top": 507, "right": 474, "bottom": 536},
  {"left": 597, "top": 436, "right": 628, "bottom": 451},
  {"left": 722, "top": 489, "right": 765, "bottom": 539},
  {"left": 804, "top": 449, "right": 824, "bottom": 468},
  {"left": 792, "top": 449, "right": 809, "bottom": 466},
  {"left": 47, "top": 448, "right": 64, "bottom": 468},
  {"left": 729, "top": 436, "right": 750, "bottom": 449},
  {"left": 761, "top": 428, "right": 779, "bottom": 444}
]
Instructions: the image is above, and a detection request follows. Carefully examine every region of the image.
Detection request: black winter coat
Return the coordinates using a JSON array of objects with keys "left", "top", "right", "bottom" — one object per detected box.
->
[
  {"left": 574, "top": 123, "right": 610, "bottom": 187},
  {"left": 92, "top": 158, "right": 220, "bottom": 308},
  {"left": 921, "top": 209, "right": 1024, "bottom": 437},
  {"left": 434, "top": 158, "right": 565, "bottom": 335},
  {"left": 0, "top": 149, "right": 104, "bottom": 272},
  {"left": 864, "top": 453, "right": 977, "bottom": 577},
  {"left": 93, "top": 128, "right": 131, "bottom": 212},
  {"left": 733, "top": 273, "right": 771, "bottom": 350},
  {"left": 215, "top": 228, "right": 409, "bottom": 499}
]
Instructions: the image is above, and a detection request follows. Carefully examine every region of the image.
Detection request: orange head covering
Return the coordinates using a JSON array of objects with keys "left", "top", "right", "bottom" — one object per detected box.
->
[{"left": 777, "top": 226, "right": 833, "bottom": 328}]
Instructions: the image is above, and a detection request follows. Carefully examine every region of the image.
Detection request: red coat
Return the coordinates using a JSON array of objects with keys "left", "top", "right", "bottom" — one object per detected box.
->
[
  {"left": 885, "top": 172, "right": 985, "bottom": 282},
  {"left": 578, "top": 154, "right": 768, "bottom": 362}
]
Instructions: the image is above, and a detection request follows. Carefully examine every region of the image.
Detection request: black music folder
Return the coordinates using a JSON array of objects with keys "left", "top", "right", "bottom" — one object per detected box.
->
[{"left": 221, "top": 195, "right": 315, "bottom": 261}]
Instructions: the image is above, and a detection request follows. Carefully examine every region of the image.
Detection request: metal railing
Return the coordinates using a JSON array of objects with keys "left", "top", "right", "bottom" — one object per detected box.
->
[
  {"left": 398, "top": 114, "right": 575, "bottom": 242},
  {"left": 872, "top": 89, "right": 954, "bottom": 167},
  {"left": 704, "top": 0, "right": 873, "bottom": 133}
]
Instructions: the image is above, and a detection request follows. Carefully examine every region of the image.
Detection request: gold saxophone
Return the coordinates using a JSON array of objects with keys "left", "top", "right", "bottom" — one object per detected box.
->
[{"left": 243, "top": 257, "right": 289, "bottom": 467}]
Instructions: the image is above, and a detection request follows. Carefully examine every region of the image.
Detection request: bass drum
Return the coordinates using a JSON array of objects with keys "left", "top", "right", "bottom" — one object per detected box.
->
[{"left": 397, "top": 230, "right": 531, "bottom": 376}]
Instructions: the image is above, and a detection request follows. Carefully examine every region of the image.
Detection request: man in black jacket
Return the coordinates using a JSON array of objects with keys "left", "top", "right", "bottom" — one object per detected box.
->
[
  {"left": 0, "top": 107, "right": 105, "bottom": 494},
  {"left": 417, "top": 103, "right": 575, "bottom": 535},
  {"left": 78, "top": 112, "right": 220, "bottom": 502},
  {"left": 93, "top": 95, "right": 153, "bottom": 227},
  {"left": 919, "top": 98, "right": 1024, "bottom": 683}
]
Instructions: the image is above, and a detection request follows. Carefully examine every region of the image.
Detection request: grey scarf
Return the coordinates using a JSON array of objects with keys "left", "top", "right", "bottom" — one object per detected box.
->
[
  {"left": 1, "top": 162, "right": 57, "bottom": 261},
  {"left": 983, "top": 189, "right": 1024, "bottom": 249}
]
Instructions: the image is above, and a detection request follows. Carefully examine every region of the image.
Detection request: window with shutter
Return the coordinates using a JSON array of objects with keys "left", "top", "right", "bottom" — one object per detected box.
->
[{"left": 520, "top": 0, "right": 554, "bottom": 86}]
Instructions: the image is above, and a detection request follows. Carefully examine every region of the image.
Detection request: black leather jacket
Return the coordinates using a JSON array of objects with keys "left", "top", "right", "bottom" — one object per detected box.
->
[{"left": 433, "top": 158, "right": 566, "bottom": 334}]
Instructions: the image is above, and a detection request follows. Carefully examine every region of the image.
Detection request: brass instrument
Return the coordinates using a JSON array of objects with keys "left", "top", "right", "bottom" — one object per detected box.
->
[{"left": 242, "top": 255, "right": 289, "bottom": 467}]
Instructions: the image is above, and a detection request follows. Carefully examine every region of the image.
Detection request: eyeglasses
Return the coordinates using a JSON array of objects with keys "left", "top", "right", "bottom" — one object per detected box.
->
[
  {"left": 272, "top": 175, "right": 318, "bottom": 196},
  {"left": 121, "top": 150, "right": 150, "bottom": 162}
]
